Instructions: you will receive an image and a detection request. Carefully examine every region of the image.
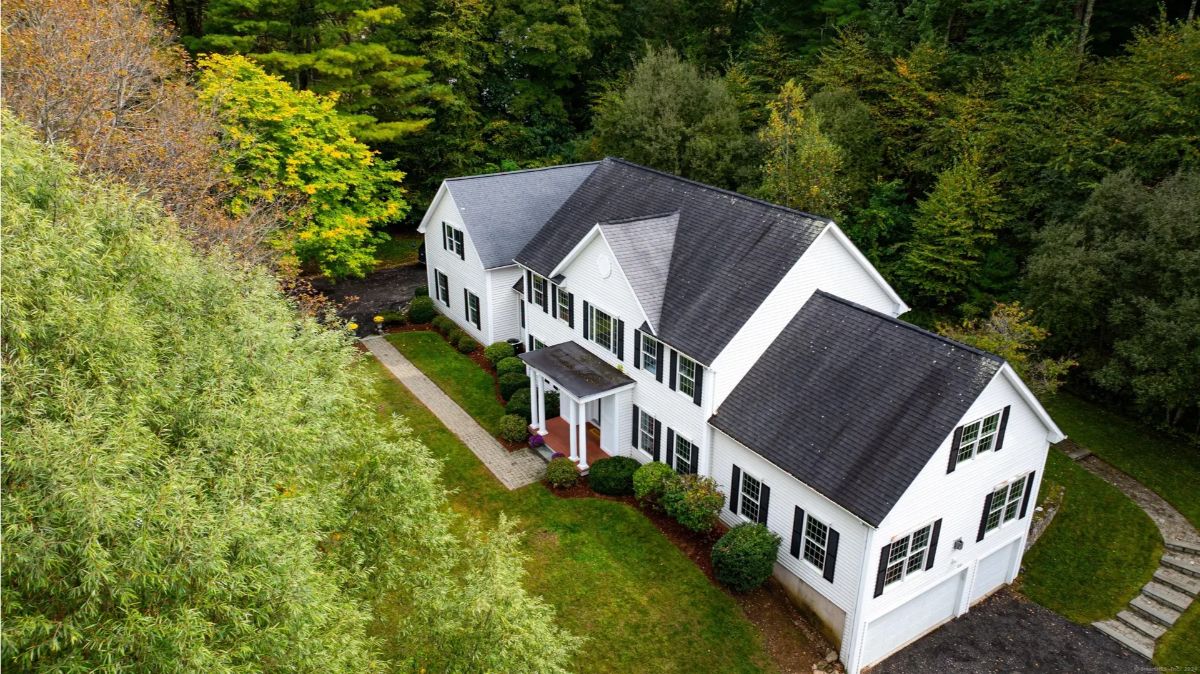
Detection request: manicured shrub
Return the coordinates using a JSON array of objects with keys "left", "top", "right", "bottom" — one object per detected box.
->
[
  {"left": 496, "top": 356, "right": 526, "bottom": 378},
  {"left": 545, "top": 390, "right": 560, "bottom": 419},
  {"left": 484, "top": 341, "right": 516, "bottom": 366},
  {"left": 662, "top": 474, "right": 726, "bottom": 533},
  {"left": 430, "top": 315, "right": 453, "bottom": 334},
  {"left": 406, "top": 296, "right": 436, "bottom": 324},
  {"left": 446, "top": 327, "right": 466, "bottom": 345},
  {"left": 587, "top": 456, "right": 640, "bottom": 495},
  {"left": 414, "top": 285, "right": 429, "bottom": 296},
  {"left": 505, "top": 388, "right": 532, "bottom": 421},
  {"left": 712, "top": 523, "right": 782, "bottom": 592},
  {"left": 498, "top": 414, "right": 530, "bottom": 443},
  {"left": 378, "top": 310, "right": 406, "bottom": 326},
  {"left": 545, "top": 457, "right": 580, "bottom": 488},
  {"left": 498, "top": 373, "right": 530, "bottom": 401},
  {"left": 633, "top": 462, "right": 679, "bottom": 505},
  {"left": 456, "top": 334, "right": 478, "bottom": 354}
]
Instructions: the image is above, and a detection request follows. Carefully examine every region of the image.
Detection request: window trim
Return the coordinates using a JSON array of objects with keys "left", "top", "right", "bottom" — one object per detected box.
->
[
  {"left": 802, "top": 515, "right": 830, "bottom": 571},
  {"left": 638, "top": 410, "right": 656, "bottom": 459},
  {"left": 738, "top": 471, "right": 763, "bottom": 523},
  {"left": 985, "top": 478, "right": 1026, "bottom": 534},
  {"left": 882, "top": 522, "right": 935, "bottom": 590},
  {"left": 435, "top": 269, "right": 450, "bottom": 306},
  {"left": 466, "top": 290, "right": 481, "bottom": 329},
  {"left": 532, "top": 276, "right": 547, "bottom": 308},
  {"left": 676, "top": 353, "right": 698, "bottom": 398},
  {"left": 957, "top": 409, "right": 1003, "bottom": 464},
  {"left": 556, "top": 287, "right": 571, "bottom": 323},
  {"left": 531, "top": 337, "right": 546, "bottom": 351},
  {"left": 673, "top": 434, "right": 696, "bottom": 475},
  {"left": 443, "top": 222, "right": 465, "bottom": 257},
  {"left": 588, "top": 304, "right": 618, "bottom": 355},
  {"left": 640, "top": 333, "right": 660, "bottom": 376}
]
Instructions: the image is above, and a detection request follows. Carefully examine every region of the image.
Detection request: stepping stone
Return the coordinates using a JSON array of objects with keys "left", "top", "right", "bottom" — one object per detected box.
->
[
  {"left": 1166, "top": 538, "right": 1200, "bottom": 555},
  {"left": 1154, "top": 567, "right": 1200, "bottom": 596},
  {"left": 1143, "top": 581, "right": 1194, "bottom": 612},
  {"left": 1116, "top": 610, "right": 1167, "bottom": 640},
  {"left": 1131, "top": 594, "right": 1182, "bottom": 627},
  {"left": 1093, "top": 619, "right": 1155, "bottom": 659},
  {"left": 1162, "top": 552, "right": 1200, "bottom": 578}
]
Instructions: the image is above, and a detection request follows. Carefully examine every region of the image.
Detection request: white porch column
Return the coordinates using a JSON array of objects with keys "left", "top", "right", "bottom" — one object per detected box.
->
[
  {"left": 576, "top": 399, "right": 589, "bottom": 471},
  {"left": 567, "top": 396, "right": 578, "bottom": 460},
  {"left": 535, "top": 376, "right": 548, "bottom": 434},
  {"left": 529, "top": 373, "right": 541, "bottom": 432}
]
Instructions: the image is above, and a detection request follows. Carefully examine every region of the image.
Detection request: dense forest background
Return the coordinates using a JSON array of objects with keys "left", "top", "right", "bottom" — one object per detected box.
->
[{"left": 5, "top": 0, "right": 1198, "bottom": 431}]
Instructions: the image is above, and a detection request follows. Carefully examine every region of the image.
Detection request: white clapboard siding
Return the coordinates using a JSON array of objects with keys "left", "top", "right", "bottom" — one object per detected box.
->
[{"left": 422, "top": 189, "right": 492, "bottom": 345}]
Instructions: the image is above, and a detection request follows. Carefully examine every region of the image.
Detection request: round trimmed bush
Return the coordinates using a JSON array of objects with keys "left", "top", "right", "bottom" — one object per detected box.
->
[
  {"left": 483, "top": 341, "right": 516, "bottom": 366},
  {"left": 406, "top": 296, "right": 436, "bottom": 324},
  {"left": 587, "top": 456, "right": 640, "bottom": 495},
  {"left": 446, "top": 327, "right": 465, "bottom": 345},
  {"left": 430, "top": 315, "right": 453, "bottom": 334},
  {"left": 633, "top": 462, "right": 679, "bottom": 504},
  {"left": 712, "top": 523, "right": 782, "bottom": 592},
  {"left": 498, "top": 372, "right": 529, "bottom": 401},
  {"left": 662, "top": 474, "right": 726, "bottom": 533},
  {"left": 545, "top": 457, "right": 579, "bottom": 488},
  {"left": 505, "top": 388, "right": 532, "bottom": 421},
  {"left": 497, "top": 414, "right": 530, "bottom": 443},
  {"left": 456, "top": 334, "right": 478, "bottom": 354},
  {"left": 414, "top": 285, "right": 429, "bottom": 296},
  {"left": 496, "top": 356, "right": 525, "bottom": 378}
]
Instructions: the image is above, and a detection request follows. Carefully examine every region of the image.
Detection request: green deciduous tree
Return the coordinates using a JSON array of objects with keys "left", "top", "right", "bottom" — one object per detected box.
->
[
  {"left": 591, "top": 46, "right": 752, "bottom": 189},
  {"left": 1, "top": 113, "right": 578, "bottom": 672},
  {"left": 896, "top": 150, "right": 1009, "bottom": 306},
  {"left": 939, "top": 303, "right": 1076, "bottom": 398},
  {"left": 197, "top": 54, "right": 409, "bottom": 279},
  {"left": 1026, "top": 170, "right": 1200, "bottom": 430},
  {"left": 758, "top": 79, "right": 847, "bottom": 218}
]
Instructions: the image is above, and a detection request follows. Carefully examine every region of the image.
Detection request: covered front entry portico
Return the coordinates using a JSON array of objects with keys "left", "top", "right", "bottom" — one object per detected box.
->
[{"left": 518, "top": 341, "right": 635, "bottom": 471}]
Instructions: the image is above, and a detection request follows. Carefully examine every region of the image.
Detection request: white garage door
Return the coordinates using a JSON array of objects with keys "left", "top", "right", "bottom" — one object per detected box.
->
[
  {"left": 862, "top": 571, "right": 964, "bottom": 667},
  {"left": 971, "top": 539, "right": 1019, "bottom": 604}
]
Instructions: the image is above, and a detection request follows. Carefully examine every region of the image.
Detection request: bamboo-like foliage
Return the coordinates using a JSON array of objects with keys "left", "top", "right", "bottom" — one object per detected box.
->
[{"left": 1, "top": 115, "right": 578, "bottom": 673}]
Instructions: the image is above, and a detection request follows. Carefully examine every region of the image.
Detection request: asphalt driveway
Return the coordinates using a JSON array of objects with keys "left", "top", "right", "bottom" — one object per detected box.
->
[{"left": 871, "top": 589, "right": 1148, "bottom": 674}]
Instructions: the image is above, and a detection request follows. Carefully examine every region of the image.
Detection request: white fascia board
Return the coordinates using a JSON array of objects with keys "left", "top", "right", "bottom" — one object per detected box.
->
[
  {"left": 417, "top": 181, "right": 451, "bottom": 234},
  {"left": 548, "top": 223, "right": 603, "bottom": 278},
  {"left": 999, "top": 363, "right": 1066, "bottom": 443},
  {"left": 823, "top": 222, "right": 910, "bottom": 316}
]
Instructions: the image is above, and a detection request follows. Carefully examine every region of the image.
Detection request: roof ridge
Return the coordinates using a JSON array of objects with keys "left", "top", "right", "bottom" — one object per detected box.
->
[
  {"left": 603, "top": 157, "right": 834, "bottom": 224},
  {"left": 597, "top": 210, "right": 680, "bottom": 226},
  {"left": 812, "top": 290, "right": 1005, "bottom": 364},
  {"left": 446, "top": 161, "right": 600, "bottom": 182}
]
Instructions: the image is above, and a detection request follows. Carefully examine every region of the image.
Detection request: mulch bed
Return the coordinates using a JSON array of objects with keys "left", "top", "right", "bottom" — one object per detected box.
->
[{"left": 552, "top": 477, "right": 830, "bottom": 674}]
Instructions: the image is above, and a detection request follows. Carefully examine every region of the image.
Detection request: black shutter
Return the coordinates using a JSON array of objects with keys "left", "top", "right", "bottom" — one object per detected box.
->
[
  {"left": 994, "top": 406, "right": 1012, "bottom": 451},
  {"left": 539, "top": 280, "right": 548, "bottom": 313},
  {"left": 583, "top": 301, "right": 591, "bottom": 339},
  {"left": 1020, "top": 472, "right": 1035, "bottom": 518},
  {"left": 947, "top": 426, "right": 963, "bottom": 473},
  {"left": 617, "top": 320, "right": 625, "bottom": 360},
  {"left": 823, "top": 528, "right": 840, "bottom": 582},
  {"left": 790, "top": 507, "right": 806, "bottom": 558},
  {"left": 526, "top": 270, "right": 533, "bottom": 303},
  {"left": 455, "top": 230, "right": 464, "bottom": 260},
  {"left": 567, "top": 293, "right": 575, "bottom": 329},
  {"left": 633, "top": 330, "right": 642, "bottom": 368},
  {"left": 665, "top": 428, "right": 676, "bottom": 467},
  {"left": 758, "top": 484, "right": 771, "bottom": 524},
  {"left": 925, "top": 519, "right": 943, "bottom": 570},
  {"left": 442, "top": 223, "right": 449, "bottom": 250},
  {"left": 692, "top": 365, "right": 703, "bottom": 406},
  {"left": 551, "top": 286, "right": 558, "bottom": 319},
  {"left": 631, "top": 405, "right": 640, "bottom": 449},
  {"left": 528, "top": 335, "right": 533, "bottom": 351},
  {"left": 652, "top": 419, "right": 662, "bottom": 461},
  {"left": 520, "top": 300, "right": 525, "bottom": 328},
  {"left": 655, "top": 340, "right": 665, "bottom": 382},
  {"left": 688, "top": 442, "right": 699, "bottom": 475},
  {"left": 873, "top": 544, "right": 892, "bottom": 597},
  {"left": 977, "top": 491, "right": 995, "bottom": 542},
  {"left": 668, "top": 350, "right": 678, "bottom": 390},
  {"left": 463, "top": 289, "right": 468, "bottom": 320},
  {"left": 729, "top": 465, "right": 742, "bottom": 514}
]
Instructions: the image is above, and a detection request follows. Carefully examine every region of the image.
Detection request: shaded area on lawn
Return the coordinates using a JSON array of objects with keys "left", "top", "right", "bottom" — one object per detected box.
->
[{"left": 359, "top": 356, "right": 793, "bottom": 674}]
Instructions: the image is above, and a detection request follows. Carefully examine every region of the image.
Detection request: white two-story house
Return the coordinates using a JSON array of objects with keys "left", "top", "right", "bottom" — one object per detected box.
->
[{"left": 417, "top": 158, "right": 1064, "bottom": 673}]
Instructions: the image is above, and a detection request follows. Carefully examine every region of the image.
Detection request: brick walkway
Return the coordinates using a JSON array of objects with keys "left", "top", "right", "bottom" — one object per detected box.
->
[{"left": 362, "top": 335, "right": 546, "bottom": 490}]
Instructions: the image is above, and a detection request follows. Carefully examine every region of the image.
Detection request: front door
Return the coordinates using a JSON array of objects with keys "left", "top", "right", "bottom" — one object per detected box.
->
[{"left": 587, "top": 399, "right": 602, "bottom": 426}]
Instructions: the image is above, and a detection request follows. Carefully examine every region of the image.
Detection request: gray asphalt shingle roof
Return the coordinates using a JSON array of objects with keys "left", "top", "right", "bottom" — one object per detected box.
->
[
  {"left": 514, "top": 158, "right": 828, "bottom": 365},
  {"left": 444, "top": 162, "right": 599, "bottom": 269},
  {"left": 518, "top": 342, "right": 635, "bottom": 399},
  {"left": 710, "top": 291, "right": 1004, "bottom": 527},
  {"left": 599, "top": 212, "right": 678, "bottom": 333}
]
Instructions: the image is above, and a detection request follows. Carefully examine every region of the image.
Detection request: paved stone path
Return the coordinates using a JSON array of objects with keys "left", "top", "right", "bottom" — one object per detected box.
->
[
  {"left": 362, "top": 335, "right": 546, "bottom": 490},
  {"left": 1064, "top": 449, "right": 1200, "bottom": 659}
]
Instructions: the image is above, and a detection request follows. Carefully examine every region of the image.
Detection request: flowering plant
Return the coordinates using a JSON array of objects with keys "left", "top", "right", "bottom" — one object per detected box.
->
[
  {"left": 550, "top": 450, "right": 566, "bottom": 459},
  {"left": 346, "top": 322, "right": 358, "bottom": 331},
  {"left": 529, "top": 434, "right": 546, "bottom": 449},
  {"left": 373, "top": 315, "right": 384, "bottom": 324}
]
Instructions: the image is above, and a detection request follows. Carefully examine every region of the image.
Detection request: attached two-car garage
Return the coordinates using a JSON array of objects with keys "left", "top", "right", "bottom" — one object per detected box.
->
[{"left": 861, "top": 570, "right": 965, "bottom": 667}]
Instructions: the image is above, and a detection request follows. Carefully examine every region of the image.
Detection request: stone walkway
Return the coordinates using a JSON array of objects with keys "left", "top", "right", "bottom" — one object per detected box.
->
[
  {"left": 362, "top": 335, "right": 546, "bottom": 490},
  {"left": 1062, "top": 448, "right": 1200, "bottom": 659}
]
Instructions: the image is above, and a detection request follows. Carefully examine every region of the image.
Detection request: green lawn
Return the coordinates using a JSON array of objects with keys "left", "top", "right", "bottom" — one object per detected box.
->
[
  {"left": 386, "top": 331, "right": 506, "bottom": 434},
  {"left": 359, "top": 355, "right": 775, "bottom": 674},
  {"left": 1021, "top": 450, "right": 1161, "bottom": 622},
  {"left": 1043, "top": 393, "right": 1200, "bottom": 528},
  {"left": 1157, "top": 599, "right": 1200, "bottom": 669},
  {"left": 374, "top": 231, "right": 422, "bottom": 269}
]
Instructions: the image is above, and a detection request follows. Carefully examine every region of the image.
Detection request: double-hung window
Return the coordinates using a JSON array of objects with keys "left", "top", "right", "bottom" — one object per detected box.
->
[
  {"left": 673, "top": 435, "right": 697, "bottom": 475},
  {"left": 739, "top": 472, "right": 763, "bottom": 522},
  {"left": 466, "top": 291, "right": 480, "bottom": 329},
  {"left": 677, "top": 354, "right": 698, "bottom": 398},
  {"left": 640, "top": 334, "right": 659, "bottom": 376},
  {"left": 985, "top": 478, "right": 1026, "bottom": 534},
  {"left": 638, "top": 410, "right": 656, "bottom": 457},
  {"left": 556, "top": 287, "right": 571, "bottom": 323},
  {"left": 957, "top": 409, "right": 1003, "bottom": 463},
  {"left": 532, "top": 276, "right": 547, "bottom": 309},
  {"left": 591, "top": 306, "right": 616, "bottom": 353},
  {"left": 442, "top": 222, "right": 464, "bottom": 259},
  {"left": 883, "top": 523, "right": 934, "bottom": 588},
  {"left": 803, "top": 516, "right": 831, "bottom": 570},
  {"left": 435, "top": 270, "right": 450, "bottom": 306},
  {"left": 531, "top": 337, "right": 546, "bottom": 350}
]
